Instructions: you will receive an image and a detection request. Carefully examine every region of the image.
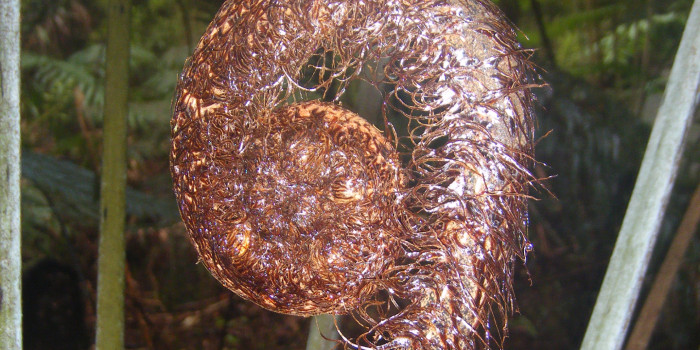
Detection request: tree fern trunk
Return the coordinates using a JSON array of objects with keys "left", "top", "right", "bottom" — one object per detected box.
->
[
  {"left": 0, "top": 0, "right": 22, "bottom": 348},
  {"left": 95, "top": 0, "right": 131, "bottom": 349}
]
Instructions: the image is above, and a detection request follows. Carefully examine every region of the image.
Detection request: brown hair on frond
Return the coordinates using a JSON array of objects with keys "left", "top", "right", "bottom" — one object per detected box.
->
[{"left": 170, "top": 0, "right": 538, "bottom": 348}]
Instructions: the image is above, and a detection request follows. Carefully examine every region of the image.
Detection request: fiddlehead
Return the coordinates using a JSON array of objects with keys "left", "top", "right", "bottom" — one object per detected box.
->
[{"left": 170, "top": 0, "right": 537, "bottom": 348}]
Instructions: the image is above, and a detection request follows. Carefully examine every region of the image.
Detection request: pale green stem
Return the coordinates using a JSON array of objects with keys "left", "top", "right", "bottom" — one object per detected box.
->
[
  {"left": 95, "top": 0, "right": 131, "bottom": 349},
  {"left": 0, "top": 0, "right": 22, "bottom": 348}
]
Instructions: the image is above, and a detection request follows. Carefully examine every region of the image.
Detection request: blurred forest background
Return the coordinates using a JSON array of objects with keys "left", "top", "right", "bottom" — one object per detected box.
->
[{"left": 18, "top": 0, "right": 699, "bottom": 349}]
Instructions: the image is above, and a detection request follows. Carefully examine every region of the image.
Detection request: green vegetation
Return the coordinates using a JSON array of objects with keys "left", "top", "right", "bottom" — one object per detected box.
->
[{"left": 18, "top": 0, "right": 699, "bottom": 349}]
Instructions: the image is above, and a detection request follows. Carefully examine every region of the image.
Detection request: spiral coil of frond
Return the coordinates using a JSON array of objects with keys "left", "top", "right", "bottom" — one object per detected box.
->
[{"left": 170, "top": 0, "right": 537, "bottom": 348}]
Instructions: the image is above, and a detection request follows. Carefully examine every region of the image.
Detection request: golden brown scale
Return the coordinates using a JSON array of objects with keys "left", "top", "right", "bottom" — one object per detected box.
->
[{"left": 170, "top": 0, "right": 538, "bottom": 348}]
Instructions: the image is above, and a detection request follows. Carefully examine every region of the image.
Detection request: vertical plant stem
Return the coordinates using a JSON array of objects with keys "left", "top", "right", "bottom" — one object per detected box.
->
[
  {"left": 529, "top": 0, "right": 557, "bottom": 68},
  {"left": 175, "top": 0, "right": 194, "bottom": 54},
  {"left": 580, "top": 1, "right": 700, "bottom": 349},
  {"left": 306, "top": 315, "right": 341, "bottom": 350},
  {"left": 95, "top": 0, "right": 131, "bottom": 349},
  {"left": 0, "top": 0, "right": 21, "bottom": 349},
  {"left": 634, "top": 0, "right": 654, "bottom": 116}
]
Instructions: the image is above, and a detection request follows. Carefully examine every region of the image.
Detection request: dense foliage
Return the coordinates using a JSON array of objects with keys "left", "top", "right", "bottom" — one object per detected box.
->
[{"left": 20, "top": 0, "right": 699, "bottom": 349}]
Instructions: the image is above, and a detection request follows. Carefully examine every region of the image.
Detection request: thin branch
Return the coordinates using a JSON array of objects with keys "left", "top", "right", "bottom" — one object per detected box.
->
[
  {"left": 529, "top": 0, "right": 557, "bottom": 68},
  {"left": 625, "top": 183, "right": 700, "bottom": 350}
]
